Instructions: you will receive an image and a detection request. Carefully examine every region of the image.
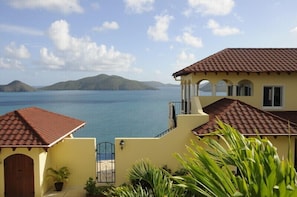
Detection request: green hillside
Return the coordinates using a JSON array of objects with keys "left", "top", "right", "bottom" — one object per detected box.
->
[
  {"left": 40, "top": 74, "right": 157, "bottom": 90},
  {"left": 0, "top": 80, "right": 36, "bottom": 92}
]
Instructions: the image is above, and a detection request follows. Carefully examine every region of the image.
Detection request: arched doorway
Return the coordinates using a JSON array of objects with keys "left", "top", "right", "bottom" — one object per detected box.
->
[{"left": 4, "top": 154, "right": 34, "bottom": 197}]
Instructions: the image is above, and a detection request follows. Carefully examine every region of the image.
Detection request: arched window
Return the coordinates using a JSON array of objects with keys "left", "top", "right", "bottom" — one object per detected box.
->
[
  {"left": 216, "top": 80, "right": 235, "bottom": 96},
  {"left": 198, "top": 80, "right": 212, "bottom": 96},
  {"left": 237, "top": 80, "right": 253, "bottom": 96}
]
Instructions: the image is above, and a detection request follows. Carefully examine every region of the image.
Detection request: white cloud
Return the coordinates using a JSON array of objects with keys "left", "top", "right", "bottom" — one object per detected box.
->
[
  {"left": 147, "top": 14, "right": 174, "bottom": 41},
  {"left": 44, "top": 20, "right": 135, "bottom": 72},
  {"left": 124, "top": 0, "right": 154, "bottom": 14},
  {"left": 7, "top": 0, "right": 83, "bottom": 14},
  {"left": 5, "top": 42, "right": 31, "bottom": 59},
  {"left": 176, "top": 50, "right": 196, "bottom": 68},
  {"left": 207, "top": 19, "right": 240, "bottom": 36},
  {"left": 93, "top": 21, "right": 119, "bottom": 32},
  {"left": 0, "top": 24, "right": 43, "bottom": 36},
  {"left": 188, "top": 0, "right": 234, "bottom": 16},
  {"left": 0, "top": 58, "right": 24, "bottom": 70},
  {"left": 176, "top": 32, "right": 203, "bottom": 48},
  {"left": 291, "top": 26, "right": 297, "bottom": 33},
  {"left": 40, "top": 48, "right": 64, "bottom": 69},
  {"left": 47, "top": 20, "right": 71, "bottom": 50}
]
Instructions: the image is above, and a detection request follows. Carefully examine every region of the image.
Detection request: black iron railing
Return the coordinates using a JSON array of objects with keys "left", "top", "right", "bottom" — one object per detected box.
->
[
  {"left": 169, "top": 101, "right": 182, "bottom": 115},
  {"left": 155, "top": 101, "right": 183, "bottom": 138},
  {"left": 155, "top": 128, "right": 171, "bottom": 137}
]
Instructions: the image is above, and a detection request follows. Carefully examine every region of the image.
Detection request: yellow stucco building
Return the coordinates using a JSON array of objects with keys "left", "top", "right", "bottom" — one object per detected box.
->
[
  {"left": 0, "top": 107, "right": 96, "bottom": 197},
  {"left": 2, "top": 48, "right": 297, "bottom": 195},
  {"left": 115, "top": 48, "right": 297, "bottom": 185}
]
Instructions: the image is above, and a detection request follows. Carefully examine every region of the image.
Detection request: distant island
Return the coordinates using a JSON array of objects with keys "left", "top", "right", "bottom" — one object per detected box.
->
[
  {"left": 0, "top": 80, "right": 36, "bottom": 92},
  {"left": 0, "top": 74, "right": 178, "bottom": 92}
]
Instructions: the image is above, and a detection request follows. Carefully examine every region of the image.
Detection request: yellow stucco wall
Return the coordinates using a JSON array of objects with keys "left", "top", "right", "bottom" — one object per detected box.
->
[
  {"left": 48, "top": 138, "right": 96, "bottom": 189},
  {"left": 115, "top": 130, "right": 297, "bottom": 186},
  {"left": 268, "top": 136, "right": 296, "bottom": 160},
  {"left": 115, "top": 111, "right": 209, "bottom": 185},
  {"left": 184, "top": 72, "right": 297, "bottom": 110},
  {"left": 0, "top": 138, "right": 96, "bottom": 197}
]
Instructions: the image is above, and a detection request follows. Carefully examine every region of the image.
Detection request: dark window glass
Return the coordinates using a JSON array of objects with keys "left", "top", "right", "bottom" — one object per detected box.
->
[
  {"left": 263, "top": 86, "right": 282, "bottom": 107},
  {"left": 274, "top": 87, "right": 282, "bottom": 106},
  {"left": 228, "top": 85, "right": 233, "bottom": 96},
  {"left": 263, "top": 87, "right": 272, "bottom": 106}
]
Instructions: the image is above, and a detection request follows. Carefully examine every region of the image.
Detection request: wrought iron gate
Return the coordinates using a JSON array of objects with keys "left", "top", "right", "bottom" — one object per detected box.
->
[{"left": 96, "top": 142, "right": 115, "bottom": 183}]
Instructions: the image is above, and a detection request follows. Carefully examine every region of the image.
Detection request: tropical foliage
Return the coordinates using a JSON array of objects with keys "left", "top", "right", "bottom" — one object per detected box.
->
[
  {"left": 175, "top": 121, "right": 297, "bottom": 197},
  {"left": 47, "top": 166, "right": 70, "bottom": 183},
  {"left": 106, "top": 121, "right": 297, "bottom": 196},
  {"left": 106, "top": 160, "right": 184, "bottom": 196}
]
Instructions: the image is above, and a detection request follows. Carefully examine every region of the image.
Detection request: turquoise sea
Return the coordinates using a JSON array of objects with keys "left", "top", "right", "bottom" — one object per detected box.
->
[{"left": 0, "top": 87, "right": 180, "bottom": 143}]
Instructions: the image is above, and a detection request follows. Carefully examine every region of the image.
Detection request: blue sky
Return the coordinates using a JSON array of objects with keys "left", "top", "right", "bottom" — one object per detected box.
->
[{"left": 0, "top": 0, "right": 297, "bottom": 86}]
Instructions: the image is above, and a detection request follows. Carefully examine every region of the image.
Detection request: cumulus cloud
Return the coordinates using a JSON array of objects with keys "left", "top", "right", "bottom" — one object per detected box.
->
[
  {"left": 0, "top": 42, "right": 30, "bottom": 70},
  {"left": 124, "top": 0, "right": 154, "bottom": 14},
  {"left": 187, "top": 0, "right": 234, "bottom": 16},
  {"left": 40, "top": 48, "right": 64, "bottom": 69},
  {"left": 176, "top": 50, "right": 196, "bottom": 68},
  {"left": 207, "top": 19, "right": 240, "bottom": 36},
  {"left": 0, "top": 58, "right": 24, "bottom": 70},
  {"left": 42, "top": 20, "right": 135, "bottom": 72},
  {"left": 176, "top": 32, "right": 203, "bottom": 48},
  {"left": 5, "top": 42, "right": 31, "bottom": 59},
  {"left": 0, "top": 24, "right": 43, "bottom": 36},
  {"left": 7, "top": 0, "right": 83, "bottom": 14},
  {"left": 291, "top": 26, "right": 297, "bottom": 33},
  {"left": 147, "top": 14, "right": 174, "bottom": 41},
  {"left": 93, "top": 21, "right": 119, "bottom": 32},
  {"left": 48, "top": 20, "right": 71, "bottom": 50}
]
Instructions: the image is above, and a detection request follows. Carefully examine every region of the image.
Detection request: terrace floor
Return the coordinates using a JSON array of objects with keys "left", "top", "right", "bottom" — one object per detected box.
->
[{"left": 43, "top": 187, "right": 85, "bottom": 197}]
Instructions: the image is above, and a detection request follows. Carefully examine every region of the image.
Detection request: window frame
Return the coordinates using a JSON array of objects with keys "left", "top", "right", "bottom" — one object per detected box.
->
[{"left": 262, "top": 85, "right": 283, "bottom": 108}]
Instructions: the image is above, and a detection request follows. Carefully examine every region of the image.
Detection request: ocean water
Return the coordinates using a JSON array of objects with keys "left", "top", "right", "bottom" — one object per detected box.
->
[{"left": 0, "top": 87, "right": 180, "bottom": 143}]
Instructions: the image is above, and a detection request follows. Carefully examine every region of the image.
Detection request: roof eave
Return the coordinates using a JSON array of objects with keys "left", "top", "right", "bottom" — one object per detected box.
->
[
  {"left": 47, "top": 122, "right": 86, "bottom": 147},
  {"left": 0, "top": 122, "right": 86, "bottom": 149}
]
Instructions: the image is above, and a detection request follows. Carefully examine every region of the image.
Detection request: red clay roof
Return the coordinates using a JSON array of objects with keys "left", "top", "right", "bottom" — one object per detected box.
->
[
  {"left": 0, "top": 107, "right": 85, "bottom": 148},
  {"left": 193, "top": 98, "right": 297, "bottom": 136},
  {"left": 173, "top": 48, "right": 297, "bottom": 77}
]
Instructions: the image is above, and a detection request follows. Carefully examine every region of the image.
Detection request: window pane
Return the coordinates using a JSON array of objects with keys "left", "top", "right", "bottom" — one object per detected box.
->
[
  {"left": 227, "top": 85, "right": 233, "bottom": 96},
  {"left": 244, "top": 86, "right": 251, "bottom": 96},
  {"left": 263, "top": 87, "right": 272, "bottom": 106},
  {"left": 274, "top": 87, "right": 282, "bottom": 106}
]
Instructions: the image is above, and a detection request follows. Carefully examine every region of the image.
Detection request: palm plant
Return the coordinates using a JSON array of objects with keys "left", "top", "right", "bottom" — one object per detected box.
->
[
  {"left": 106, "top": 160, "right": 184, "bottom": 197},
  {"left": 47, "top": 166, "right": 70, "bottom": 182},
  {"left": 107, "top": 121, "right": 297, "bottom": 196},
  {"left": 47, "top": 166, "right": 70, "bottom": 191},
  {"left": 175, "top": 121, "right": 297, "bottom": 197}
]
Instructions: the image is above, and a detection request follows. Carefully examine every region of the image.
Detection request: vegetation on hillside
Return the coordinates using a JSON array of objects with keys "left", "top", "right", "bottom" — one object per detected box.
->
[
  {"left": 40, "top": 74, "right": 157, "bottom": 90},
  {"left": 105, "top": 121, "right": 297, "bottom": 196},
  {"left": 1, "top": 74, "right": 179, "bottom": 92},
  {"left": 0, "top": 80, "right": 36, "bottom": 92}
]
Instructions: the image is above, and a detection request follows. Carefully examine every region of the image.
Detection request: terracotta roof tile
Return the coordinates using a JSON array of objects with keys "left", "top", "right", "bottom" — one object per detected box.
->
[
  {"left": 193, "top": 98, "right": 297, "bottom": 136},
  {"left": 173, "top": 48, "right": 297, "bottom": 77},
  {"left": 0, "top": 107, "right": 85, "bottom": 148}
]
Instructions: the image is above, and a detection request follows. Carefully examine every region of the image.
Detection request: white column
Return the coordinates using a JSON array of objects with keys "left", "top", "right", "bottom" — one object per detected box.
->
[
  {"left": 233, "top": 85, "right": 237, "bottom": 96},
  {"left": 212, "top": 83, "right": 216, "bottom": 96}
]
